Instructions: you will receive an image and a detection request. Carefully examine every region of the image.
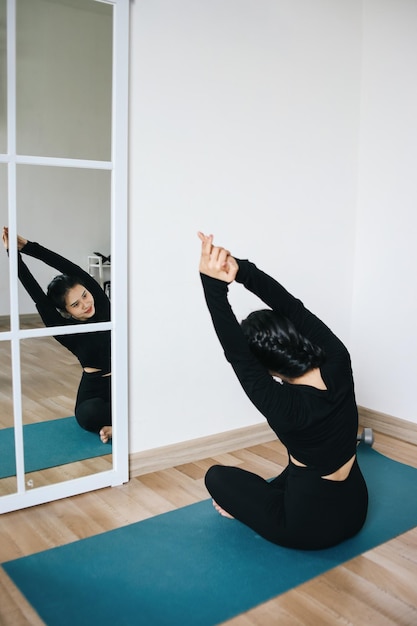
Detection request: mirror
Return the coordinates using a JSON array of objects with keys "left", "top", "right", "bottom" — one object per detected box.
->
[{"left": 0, "top": 0, "right": 129, "bottom": 509}]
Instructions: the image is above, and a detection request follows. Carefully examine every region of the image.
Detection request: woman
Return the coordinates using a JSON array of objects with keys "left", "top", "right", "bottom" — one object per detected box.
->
[
  {"left": 3, "top": 227, "right": 112, "bottom": 443},
  {"left": 198, "top": 232, "right": 368, "bottom": 550}
]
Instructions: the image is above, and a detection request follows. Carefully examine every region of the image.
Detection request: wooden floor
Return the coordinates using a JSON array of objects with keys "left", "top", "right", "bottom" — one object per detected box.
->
[
  {"left": 1, "top": 322, "right": 417, "bottom": 623},
  {"left": 1, "top": 431, "right": 417, "bottom": 625}
]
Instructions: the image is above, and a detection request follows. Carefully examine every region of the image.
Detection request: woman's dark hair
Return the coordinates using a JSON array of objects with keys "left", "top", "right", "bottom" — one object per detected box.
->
[
  {"left": 241, "top": 309, "right": 325, "bottom": 379},
  {"left": 47, "top": 274, "right": 85, "bottom": 312}
]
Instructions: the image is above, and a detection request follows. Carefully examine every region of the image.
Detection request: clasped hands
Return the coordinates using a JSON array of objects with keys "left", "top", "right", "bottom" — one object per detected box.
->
[
  {"left": 2, "top": 227, "right": 27, "bottom": 251},
  {"left": 198, "top": 231, "right": 239, "bottom": 283}
]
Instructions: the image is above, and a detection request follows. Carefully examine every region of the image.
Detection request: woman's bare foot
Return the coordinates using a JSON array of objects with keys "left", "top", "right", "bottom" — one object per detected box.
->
[
  {"left": 99, "top": 426, "right": 112, "bottom": 443},
  {"left": 212, "top": 499, "right": 234, "bottom": 519}
]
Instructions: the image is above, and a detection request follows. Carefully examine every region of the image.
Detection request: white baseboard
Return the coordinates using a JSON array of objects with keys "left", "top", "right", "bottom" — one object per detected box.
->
[
  {"left": 129, "top": 408, "right": 417, "bottom": 478},
  {"left": 358, "top": 406, "right": 417, "bottom": 446},
  {"left": 129, "top": 422, "right": 274, "bottom": 478}
]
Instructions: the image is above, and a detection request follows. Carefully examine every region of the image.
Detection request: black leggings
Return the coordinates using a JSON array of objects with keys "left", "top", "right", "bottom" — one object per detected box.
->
[
  {"left": 205, "top": 457, "right": 368, "bottom": 550},
  {"left": 75, "top": 371, "right": 112, "bottom": 434}
]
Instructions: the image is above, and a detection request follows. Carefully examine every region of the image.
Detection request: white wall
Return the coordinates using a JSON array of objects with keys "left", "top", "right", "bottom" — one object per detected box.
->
[
  {"left": 4, "top": 0, "right": 414, "bottom": 455},
  {"left": 128, "top": 0, "right": 362, "bottom": 453},
  {"left": 351, "top": 0, "right": 417, "bottom": 423}
]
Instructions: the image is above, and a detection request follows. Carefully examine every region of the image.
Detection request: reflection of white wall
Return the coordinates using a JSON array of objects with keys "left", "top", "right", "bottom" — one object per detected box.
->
[
  {"left": 1, "top": 0, "right": 112, "bottom": 317},
  {"left": 1, "top": 166, "right": 110, "bottom": 316},
  {"left": 16, "top": 0, "right": 112, "bottom": 160},
  {"left": 16, "top": 167, "right": 111, "bottom": 315},
  {"left": 0, "top": 1, "right": 6, "bottom": 152},
  {"left": 128, "top": 0, "right": 417, "bottom": 457}
]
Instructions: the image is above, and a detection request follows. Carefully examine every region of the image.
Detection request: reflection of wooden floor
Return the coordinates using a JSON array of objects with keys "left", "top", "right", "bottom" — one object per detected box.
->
[
  {"left": 0, "top": 315, "right": 112, "bottom": 495},
  {"left": 0, "top": 315, "right": 80, "bottom": 428},
  {"left": 0, "top": 432, "right": 417, "bottom": 625}
]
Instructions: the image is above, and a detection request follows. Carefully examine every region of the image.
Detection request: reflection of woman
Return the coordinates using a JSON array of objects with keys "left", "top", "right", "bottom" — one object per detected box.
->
[
  {"left": 2, "top": 227, "right": 112, "bottom": 443},
  {"left": 198, "top": 232, "right": 368, "bottom": 549}
]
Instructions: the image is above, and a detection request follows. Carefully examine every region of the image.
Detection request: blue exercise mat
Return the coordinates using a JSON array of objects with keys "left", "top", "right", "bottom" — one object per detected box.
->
[
  {"left": 0, "top": 417, "right": 111, "bottom": 478},
  {"left": 3, "top": 445, "right": 417, "bottom": 626}
]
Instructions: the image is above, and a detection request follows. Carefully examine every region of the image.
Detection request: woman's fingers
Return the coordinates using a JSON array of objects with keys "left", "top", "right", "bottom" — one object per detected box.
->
[
  {"left": 206, "top": 245, "right": 229, "bottom": 269},
  {"left": 198, "top": 231, "right": 235, "bottom": 282},
  {"left": 2, "top": 227, "right": 8, "bottom": 249},
  {"left": 198, "top": 231, "right": 213, "bottom": 258},
  {"left": 215, "top": 247, "right": 229, "bottom": 268},
  {"left": 197, "top": 231, "right": 212, "bottom": 246},
  {"left": 197, "top": 232, "right": 229, "bottom": 260}
]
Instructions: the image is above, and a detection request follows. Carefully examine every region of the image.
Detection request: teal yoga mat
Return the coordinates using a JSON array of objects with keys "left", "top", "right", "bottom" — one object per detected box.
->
[
  {"left": 3, "top": 445, "right": 417, "bottom": 626},
  {"left": 0, "top": 417, "right": 111, "bottom": 478}
]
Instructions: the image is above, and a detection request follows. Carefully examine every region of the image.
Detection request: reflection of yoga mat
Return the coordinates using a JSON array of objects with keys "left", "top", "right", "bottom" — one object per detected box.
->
[
  {"left": 0, "top": 417, "right": 111, "bottom": 478},
  {"left": 3, "top": 446, "right": 417, "bottom": 626}
]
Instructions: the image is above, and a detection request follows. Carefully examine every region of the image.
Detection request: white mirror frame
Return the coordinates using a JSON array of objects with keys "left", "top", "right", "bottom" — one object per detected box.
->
[{"left": 0, "top": 0, "right": 129, "bottom": 513}]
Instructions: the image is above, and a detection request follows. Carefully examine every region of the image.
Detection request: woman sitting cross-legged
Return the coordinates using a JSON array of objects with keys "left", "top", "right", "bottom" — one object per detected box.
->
[{"left": 198, "top": 232, "right": 368, "bottom": 550}]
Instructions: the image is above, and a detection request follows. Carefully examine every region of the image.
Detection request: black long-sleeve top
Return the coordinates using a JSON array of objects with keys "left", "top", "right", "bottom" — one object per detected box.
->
[
  {"left": 18, "top": 241, "right": 111, "bottom": 372},
  {"left": 200, "top": 259, "right": 358, "bottom": 475}
]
